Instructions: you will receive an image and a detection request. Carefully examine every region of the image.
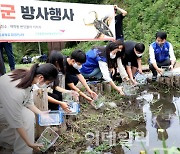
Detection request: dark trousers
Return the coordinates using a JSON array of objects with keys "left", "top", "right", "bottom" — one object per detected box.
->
[
  {"left": 149, "top": 59, "right": 171, "bottom": 76},
  {"left": 0, "top": 42, "right": 15, "bottom": 72},
  {"left": 116, "top": 36, "right": 124, "bottom": 42},
  {"left": 0, "top": 50, "right": 5, "bottom": 76},
  {"left": 48, "top": 90, "right": 62, "bottom": 110}
]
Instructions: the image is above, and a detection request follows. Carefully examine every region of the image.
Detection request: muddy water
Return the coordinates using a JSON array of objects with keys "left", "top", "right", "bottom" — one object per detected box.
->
[
  {"left": 74, "top": 85, "right": 180, "bottom": 154},
  {"left": 114, "top": 88, "right": 180, "bottom": 154}
]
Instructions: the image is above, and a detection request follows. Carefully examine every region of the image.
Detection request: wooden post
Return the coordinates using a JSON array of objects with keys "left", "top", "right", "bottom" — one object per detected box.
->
[
  {"left": 158, "top": 76, "right": 164, "bottom": 86},
  {"left": 33, "top": 88, "right": 48, "bottom": 138},
  {"left": 174, "top": 75, "right": 180, "bottom": 88},
  {"left": 165, "top": 77, "right": 171, "bottom": 87},
  {"left": 170, "top": 76, "right": 174, "bottom": 87},
  {"left": 48, "top": 42, "right": 66, "bottom": 55},
  {"left": 96, "top": 83, "right": 103, "bottom": 93},
  {"left": 103, "top": 81, "right": 111, "bottom": 93}
]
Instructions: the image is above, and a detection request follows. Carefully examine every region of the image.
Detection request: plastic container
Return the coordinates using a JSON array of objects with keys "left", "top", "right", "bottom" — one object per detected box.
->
[
  {"left": 36, "top": 127, "right": 59, "bottom": 152},
  {"left": 38, "top": 111, "right": 64, "bottom": 126},
  {"left": 58, "top": 72, "right": 65, "bottom": 88},
  {"left": 121, "top": 83, "right": 138, "bottom": 96},
  {"left": 62, "top": 92, "right": 73, "bottom": 102},
  {"left": 161, "top": 66, "right": 170, "bottom": 71},
  {"left": 59, "top": 101, "right": 80, "bottom": 115},
  {"left": 162, "top": 71, "right": 173, "bottom": 77},
  {"left": 161, "top": 66, "right": 173, "bottom": 77},
  {"left": 92, "top": 94, "right": 105, "bottom": 109},
  {"left": 134, "top": 71, "right": 147, "bottom": 85}
]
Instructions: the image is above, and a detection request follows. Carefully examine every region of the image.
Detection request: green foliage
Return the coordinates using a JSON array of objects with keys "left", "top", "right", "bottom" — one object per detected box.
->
[
  {"left": 47, "top": 0, "right": 104, "bottom": 4},
  {"left": 121, "top": 0, "right": 180, "bottom": 62},
  {"left": 94, "top": 142, "right": 112, "bottom": 152},
  {"left": 61, "top": 41, "right": 106, "bottom": 55},
  {"left": 12, "top": 42, "right": 48, "bottom": 63}
]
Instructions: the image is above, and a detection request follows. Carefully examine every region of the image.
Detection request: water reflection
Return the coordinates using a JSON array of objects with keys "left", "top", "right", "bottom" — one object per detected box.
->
[{"left": 116, "top": 90, "right": 180, "bottom": 153}]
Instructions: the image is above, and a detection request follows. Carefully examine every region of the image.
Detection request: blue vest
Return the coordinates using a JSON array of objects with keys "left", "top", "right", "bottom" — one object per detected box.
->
[
  {"left": 151, "top": 41, "right": 170, "bottom": 63},
  {"left": 80, "top": 49, "right": 106, "bottom": 74}
]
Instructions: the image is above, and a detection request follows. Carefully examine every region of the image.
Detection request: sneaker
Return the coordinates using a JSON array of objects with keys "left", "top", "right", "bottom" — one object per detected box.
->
[{"left": 152, "top": 75, "right": 157, "bottom": 81}]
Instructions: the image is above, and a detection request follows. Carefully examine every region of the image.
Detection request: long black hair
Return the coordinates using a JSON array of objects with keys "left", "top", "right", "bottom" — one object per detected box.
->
[
  {"left": 105, "top": 42, "right": 119, "bottom": 69},
  {"left": 92, "top": 45, "right": 106, "bottom": 58},
  {"left": 9, "top": 63, "right": 58, "bottom": 89},
  {"left": 47, "top": 50, "right": 65, "bottom": 74},
  {"left": 115, "top": 40, "right": 125, "bottom": 58},
  {"left": 91, "top": 42, "right": 119, "bottom": 69}
]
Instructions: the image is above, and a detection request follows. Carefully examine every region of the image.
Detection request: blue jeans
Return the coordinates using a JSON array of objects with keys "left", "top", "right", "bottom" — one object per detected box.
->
[
  {"left": 81, "top": 68, "right": 102, "bottom": 79},
  {"left": 0, "top": 42, "right": 15, "bottom": 72}
]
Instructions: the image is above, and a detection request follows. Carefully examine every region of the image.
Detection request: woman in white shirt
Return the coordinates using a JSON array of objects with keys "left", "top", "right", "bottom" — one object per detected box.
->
[
  {"left": 0, "top": 63, "right": 58, "bottom": 154},
  {"left": 80, "top": 42, "right": 128, "bottom": 95}
]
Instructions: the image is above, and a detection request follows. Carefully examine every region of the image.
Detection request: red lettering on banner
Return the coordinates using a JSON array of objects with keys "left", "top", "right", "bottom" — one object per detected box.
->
[{"left": 0, "top": 4, "right": 15, "bottom": 19}]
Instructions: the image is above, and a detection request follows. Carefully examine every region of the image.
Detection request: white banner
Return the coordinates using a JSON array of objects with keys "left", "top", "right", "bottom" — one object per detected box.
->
[{"left": 0, "top": 0, "right": 115, "bottom": 42}]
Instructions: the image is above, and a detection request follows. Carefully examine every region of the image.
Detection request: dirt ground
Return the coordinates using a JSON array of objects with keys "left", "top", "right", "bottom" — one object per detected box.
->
[
  {"left": 0, "top": 62, "right": 179, "bottom": 154},
  {"left": 175, "top": 62, "right": 180, "bottom": 68}
]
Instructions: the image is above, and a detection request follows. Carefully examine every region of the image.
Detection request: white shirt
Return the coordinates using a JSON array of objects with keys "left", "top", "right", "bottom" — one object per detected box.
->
[
  {"left": 117, "top": 57, "right": 128, "bottom": 79},
  {"left": 149, "top": 42, "right": 176, "bottom": 64},
  {"left": 98, "top": 61, "right": 112, "bottom": 82}
]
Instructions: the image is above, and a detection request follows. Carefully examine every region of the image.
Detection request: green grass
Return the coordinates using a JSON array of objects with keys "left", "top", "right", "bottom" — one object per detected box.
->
[{"left": 5, "top": 63, "right": 33, "bottom": 73}]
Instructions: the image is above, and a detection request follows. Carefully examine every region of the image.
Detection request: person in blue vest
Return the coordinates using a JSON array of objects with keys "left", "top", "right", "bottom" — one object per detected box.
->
[
  {"left": 149, "top": 31, "right": 176, "bottom": 81},
  {"left": 80, "top": 42, "right": 128, "bottom": 95}
]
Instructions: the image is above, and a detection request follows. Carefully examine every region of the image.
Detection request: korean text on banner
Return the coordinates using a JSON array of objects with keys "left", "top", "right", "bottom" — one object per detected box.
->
[{"left": 0, "top": 0, "right": 115, "bottom": 42}]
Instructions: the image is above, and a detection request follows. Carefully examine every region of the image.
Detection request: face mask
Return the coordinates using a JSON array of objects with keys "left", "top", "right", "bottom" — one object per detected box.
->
[
  {"left": 73, "top": 63, "right": 82, "bottom": 70},
  {"left": 110, "top": 52, "right": 116, "bottom": 59},
  {"left": 36, "top": 82, "right": 49, "bottom": 89},
  {"left": 135, "top": 53, "right": 143, "bottom": 57}
]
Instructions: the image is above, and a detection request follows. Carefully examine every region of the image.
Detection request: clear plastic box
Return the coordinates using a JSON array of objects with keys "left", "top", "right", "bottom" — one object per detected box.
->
[
  {"left": 38, "top": 111, "right": 64, "bottom": 126},
  {"left": 59, "top": 101, "right": 80, "bottom": 115},
  {"left": 161, "top": 66, "right": 173, "bottom": 77},
  {"left": 121, "top": 83, "right": 138, "bottom": 96},
  {"left": 161, "top": 66, "right": 170, "bottom": 71},
  {"left": 36, "top": 127, "right": 59, "bottom": 152},
  {"left": 62, "top": 92, "right": 79, "bottom": 102},
  {"left": 62, "top": 92, "right": 73, "bottom": 102},
  {"left": 134, "top": 72, "right": 147, "bottom": 85},
  {"left": 92, "top": 94, "right": 105, "bottom": 109}
]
